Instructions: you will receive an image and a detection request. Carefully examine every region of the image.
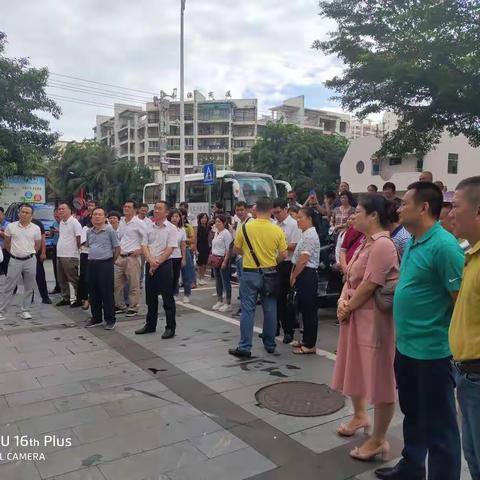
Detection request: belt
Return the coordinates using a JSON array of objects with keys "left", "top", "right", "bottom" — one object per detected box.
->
[
  {"left": 243, "top": 267, "right": 276, "bottom": 273},
  {"left": 453, "top": 359, "right": 480, "bottom": 374},
  {"left": 120, "top": 252, "right": 134, "bottom": 257},
  {"left": 10, "top": 254, "right": 34, "bottom": 261},
  {"left": 89, "top": 257, "right": 113, "bottom": 262}
]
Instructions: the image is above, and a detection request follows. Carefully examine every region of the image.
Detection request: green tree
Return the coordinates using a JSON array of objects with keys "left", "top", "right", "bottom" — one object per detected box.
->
[
  {"left": 314, "top": 0, "right": 480, "bottom": 156},
  {"left": 0, "top": 32, "right": 60, "bottom": 188},
  {"left": 235, "top": 122, "right": 348, "bottom": 201},
  {"left": 53, "top": 141, "right": 153, "bottom": 210}
]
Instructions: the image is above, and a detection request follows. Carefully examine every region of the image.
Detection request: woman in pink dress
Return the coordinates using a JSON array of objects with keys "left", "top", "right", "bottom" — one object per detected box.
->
[{"left": 332, "top": 193, "right": 399, "bottom": 461}]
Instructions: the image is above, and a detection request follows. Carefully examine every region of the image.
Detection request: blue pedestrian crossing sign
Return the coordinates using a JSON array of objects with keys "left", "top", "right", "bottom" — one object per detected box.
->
[{"left": 203, "top": 163, "right": 216, "bottom": 185}]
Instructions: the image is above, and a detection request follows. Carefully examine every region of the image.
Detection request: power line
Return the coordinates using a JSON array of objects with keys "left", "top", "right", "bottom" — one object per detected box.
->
[
  {"left": 48, "top": 94, "right": 114, "bottom": 110},
  {"left": 50, "top": 72, "right": 158, "bottom": 96},
  {"left": 48, "top": 79, "right": 152, "bottom": 103}
]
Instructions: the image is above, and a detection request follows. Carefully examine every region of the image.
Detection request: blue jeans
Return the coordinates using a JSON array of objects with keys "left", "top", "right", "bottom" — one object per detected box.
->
[
  {"left": 456, "top": 369, "right": 480, "bottom": 480},
  {"left": 235, "top": 256, "right": 243, "bottom": 281},
  {"left": 180, "top": 250, "right": 193, "bottom": 297},
  {"left": 238, "top": 271, "right": 276, "bottom": 352}
]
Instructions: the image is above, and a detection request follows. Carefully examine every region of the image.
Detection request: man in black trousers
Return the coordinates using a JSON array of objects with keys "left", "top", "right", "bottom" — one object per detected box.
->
[
  {"left": 135, "top": 201, "right": 177, "bottom": 338},
  {"left": 84, "top": 207, "right": 119, "bottom": 330},
  {"left": 31, "top": 218, "right": 51, "bottom": 304}
]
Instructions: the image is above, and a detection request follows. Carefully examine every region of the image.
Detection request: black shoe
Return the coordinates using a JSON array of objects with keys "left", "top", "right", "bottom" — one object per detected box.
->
[
  {"left": 70, "top": 301, "right": 82, "bottom": 308},
  {"left": 135, "top": 325, "right": 156, "bottom": 335},
  {"left": 283, "top": 334, "right": 293, "bottom": 344},
  {"left": 375, "top": 461, "right": 426, "bottom": 480},
  {"left": 49, "top": 288, "right": 61, "bottom": 294},
  {"left": 42, "top": 298, "right": 52, "bottom": 305},
  {"left": 115, "top": 307, "right": 126, "bottom": 315},
  {"left": 258, "top": 333, "right": 264, "bottom": 339},
  {"left": 56, "top": 299, "right": 70, "bottom": 307},
  {"left": 265, "top": 346, "right": 276, "bottom": 354},
  {"left": 228, "top": 347, "right": 251, "bottom": 358},
  {"left": 161, "top": 328, "right": 175, "bottom": 339},
  {"left": 104, "top": 323, "right": 116, "bottom": 330},
  {"left": 125, "top": 309, "right": 137, "bottom": 317},
  {"left": 85, "top": 319, "right": 103, "bottom": 328}
]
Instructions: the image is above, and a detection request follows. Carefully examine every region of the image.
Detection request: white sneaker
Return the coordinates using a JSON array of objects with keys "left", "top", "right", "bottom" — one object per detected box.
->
[
  {"left": 212, "top": 301, "right": 223, "bottom": 311},
  {"left": 183, "top": 296, "right": 190, "bottom": 304},
  {"left": 219, "top": 304, "right": 231, "bottom": 312},
  {"left": 198, "top": 279, "right": 206, "bottom": 286},
  {"left": 19, "top": 311, "right": 32, "bottom": 320},
  {"left": 0, "top": 314, "right": 6, "bottom": 321}
]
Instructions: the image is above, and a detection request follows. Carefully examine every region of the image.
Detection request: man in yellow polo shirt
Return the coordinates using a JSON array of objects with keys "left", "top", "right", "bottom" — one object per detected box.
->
[
  {"left": 449, "top": 176, "right": 480, "bottom": 480},
  {"left": 229, "top": 197, "right": 288, "bottom": 358}
]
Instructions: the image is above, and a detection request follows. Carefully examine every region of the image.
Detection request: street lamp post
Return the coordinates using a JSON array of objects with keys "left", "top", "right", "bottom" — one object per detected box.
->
[{"left": 179, "top": 0, "right": 186, "bottom": 201}]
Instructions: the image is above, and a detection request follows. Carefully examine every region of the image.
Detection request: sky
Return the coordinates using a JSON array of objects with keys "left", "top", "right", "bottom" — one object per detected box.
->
[{"left": 2, "top": 0, "right": 345, "bottom": 141}]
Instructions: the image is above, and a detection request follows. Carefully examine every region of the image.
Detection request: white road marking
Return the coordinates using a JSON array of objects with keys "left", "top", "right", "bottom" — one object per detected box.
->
[{"left": 180, "top": 302, "right": 336, "bottom": 361}]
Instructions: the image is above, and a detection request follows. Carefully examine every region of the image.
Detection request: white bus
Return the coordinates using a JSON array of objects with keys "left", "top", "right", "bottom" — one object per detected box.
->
[{"left": 143, "top": 171, "right": 291, "bottom": 214}]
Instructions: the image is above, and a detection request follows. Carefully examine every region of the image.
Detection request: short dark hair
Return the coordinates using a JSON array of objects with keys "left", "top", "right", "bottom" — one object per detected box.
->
[
  {"left": 214, "top": 201, "right": 224, "bottom": 210},
  {"left": 456, "top": 176, "right": 480, "bottom": 206},
  {"left": 19, "top": 203, "right": 34, "bottom": 214},
  {"left": 325, "top": 191, "right": 336, "bottom": 200},
  {"left": 168, "top": 208, "right": 183, "bottom": 227},
  {"left": 407, "top": 181, "right": 443, "bottom": 219},
  {"left": 288, "top": 205, "right": 300, "bottom": 214},
  {"left": 87, "top": 199, "right": 99, "bottom": 206},
  {"left": 215, "top": 214, "right": 227, "bottom": 226},
  {"left": 124, "top": 199, "right": 138, "bottom": 209},
  {"left": 299, "top": 207, "right": 315, "bottom": 221},
  {"left": 273, "top": 199, "right": 288, "bottom": 209},
  {"left": 58, "top": 201, "right": 72, "bottom": 210},
  {"left": 287, "top": 190, "right": 297, "bottom": 197},
  {"left": 368, "top": 184, "right": 378, "bottom": 192},
  {"left": 0, "top": 207, "right": 4, "bottom": 213},
  {"left": 139, "top": 203, "right": 149, "bottom": 209},
  {"left": 386, "top": 198, "right": 401, "bottom": 224},
  {"left": 107, "top": 210, "right": 121, "bottom": 220},
  {"left": 179, "top": 201, "right": 189, "bottom": 209},
  {"left": 256, "top": 197, "right": 273, "bottom": 213},
  {"left": 92, "top": 207, "right": 106, "bottom": 216},
  {"left": 358, "top": 193, "right": 390, "bottom": 229},
  {"left": 383, "top": 182, "right": 396, "bottom": 192},
  {"left": 154, "top": 200, "right": 169, "bottom": 209},
  {"left": 441, "top": 201, "right": 453, "bottom": 210},
  {"left": 235, "top": 201, "right": 248, "bottom": 209}
]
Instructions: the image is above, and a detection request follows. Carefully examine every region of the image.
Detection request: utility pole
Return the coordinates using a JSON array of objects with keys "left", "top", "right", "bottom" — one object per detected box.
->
[{"left": 179, "top": 0, "right": 186, "bottom": 201}]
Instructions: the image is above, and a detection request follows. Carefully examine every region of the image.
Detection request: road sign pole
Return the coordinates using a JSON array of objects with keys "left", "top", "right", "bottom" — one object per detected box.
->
[{"left": 208, "top": 184, "right": 212, "bottom": 217}]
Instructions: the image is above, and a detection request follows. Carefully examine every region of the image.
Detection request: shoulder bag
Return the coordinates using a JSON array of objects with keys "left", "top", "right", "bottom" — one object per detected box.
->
[
  {"left": 242, "top": 223, "right": 280, "bottom": 297},
  {"left": 373, "top": 235, "right": 399, "bottom": 311}
]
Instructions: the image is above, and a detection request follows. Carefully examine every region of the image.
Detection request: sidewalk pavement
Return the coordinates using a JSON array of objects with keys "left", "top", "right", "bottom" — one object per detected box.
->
[{"left": 0, "top": 271, "right": 472, "bottom": 480}]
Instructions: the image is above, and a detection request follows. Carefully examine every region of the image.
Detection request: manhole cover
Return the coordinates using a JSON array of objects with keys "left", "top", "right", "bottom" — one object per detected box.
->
[{"left": 255, "top": 381, "right": 344, "bottom": 417}]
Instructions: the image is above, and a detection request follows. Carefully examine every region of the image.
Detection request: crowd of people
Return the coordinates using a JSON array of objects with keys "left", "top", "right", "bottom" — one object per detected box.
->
[{"left": 0, "top": 171, "right": 479, "bottom": 480}]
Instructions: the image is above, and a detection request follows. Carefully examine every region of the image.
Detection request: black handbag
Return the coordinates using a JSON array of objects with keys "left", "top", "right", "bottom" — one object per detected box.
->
[{"left": 242, "top": 223, "right": 280, "bottom": 297}]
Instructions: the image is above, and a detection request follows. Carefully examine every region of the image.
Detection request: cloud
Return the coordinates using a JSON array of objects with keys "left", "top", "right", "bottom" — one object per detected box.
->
[{"left": 2, "top": 0, "right": 342, "bottom": 140}]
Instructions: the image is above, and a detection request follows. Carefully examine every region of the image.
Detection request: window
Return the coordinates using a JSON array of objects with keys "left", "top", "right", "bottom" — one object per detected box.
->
[
  {"left": 339, "top": 121, "right": 347, "bottom": 133},
  {"left": 448, "top": 153, "right": 458, "bottom": 174},
  {"left": 372, "top": 163, "right": 380, "bottom": 176},
  {"left": 389, "top": 156, "right": 402, "bottom": 166},
  {"left": 186, "top": 180, "right": 206, "bottom": 203},
  {"left": 356, "top": 161, "right": 365, "bottom": 174}
]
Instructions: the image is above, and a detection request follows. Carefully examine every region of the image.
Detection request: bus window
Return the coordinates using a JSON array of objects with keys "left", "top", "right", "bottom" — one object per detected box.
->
[
  {"left": 237, "top": 177, "right": 275, "bottom": 205},
  {"left": 166, "top": 183, "right": 179, "bottom": 207},
  {"left": 144, "top": 185, "right": 162, "bottom": 204},
  {"left": 275, "top": 182, "right": 288, "bottom": 200},
  {"left": 220, "top": 180, "right": 234, "bottom": 213},
  {"left": 186, "top": 180, "right": 206, "bottom": 202}
]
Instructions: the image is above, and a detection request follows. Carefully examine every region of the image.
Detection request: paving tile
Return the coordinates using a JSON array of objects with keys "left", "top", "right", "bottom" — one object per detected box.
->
[
  {"left": 101, "top": 394, "right": 172, "bottom": 417},
  {"left": 80, "top": 371, "right": 151, "bottom": 391},
  {"left": 18, "top": 406, "right": 110, "bottom": 435},
  {"left": 0, "top": 400, "right": 57, "bottom": 425},
  {"left": 98, "top": 441, "right": 207, "bottom": 480},
  {"left": 167, "top": 446, "right": 276, "bottom": 480},
  {"left": 0, "top": 460, "right": 42, "bottom": 480},
  {"left": 6, "top": 383, "right": 87, "bottom": 407},
  {"left": 42, "top": 466, "right": 106, "bottom": 480},
  {"left": 0, "top": 370, "right": 42, "bottom": 395},
  {"left": 190, "top": 430, "right": 248, "bottom": 458}
]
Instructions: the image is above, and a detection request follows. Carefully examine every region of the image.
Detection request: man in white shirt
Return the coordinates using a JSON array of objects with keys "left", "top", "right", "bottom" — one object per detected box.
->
[
  {"left": 115, "top": 200, "right": 146, "bottom": 317},
  {"left": 56, "top": 203, "right": 82, "bottom": 307},
  {"left": 137, "top": 203, "right": 153, "bottom": 287},
  {"left": 273, "top": 199, "right": 302, "bottom": 344},
  {"left": 136, "top": 201, "right": 177, "bottom": 338},
  {"left": 0, "top": 204, "right": 41, "bottom": 320}
]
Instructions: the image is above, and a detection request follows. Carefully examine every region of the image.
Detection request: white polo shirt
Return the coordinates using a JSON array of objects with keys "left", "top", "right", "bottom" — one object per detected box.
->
[
  {"left": 142, "top": 219, "right": 177, "bottom": 258},
  {"left": 275, "top": 214, "right": 302, "bottom": 261},
  {"left": 57, "top": 216, "right": 82, "bottom": 258},
  {"left": 118, "top": 216, "right": 146, "bottom": 254},
  {"left": 5, "top": 221, "right": 41, "bottom": 257}
]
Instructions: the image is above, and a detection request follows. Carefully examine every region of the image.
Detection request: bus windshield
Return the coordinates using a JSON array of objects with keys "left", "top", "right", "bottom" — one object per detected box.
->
[{"left": 235, "top": 176, "right": 275, "bottom": 204}]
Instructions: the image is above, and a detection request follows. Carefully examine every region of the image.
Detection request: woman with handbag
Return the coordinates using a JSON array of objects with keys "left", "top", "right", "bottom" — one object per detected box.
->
[
  {"left": 332, "top": 193, "right": 399, "bottom": 462},
  {"left": 210, "top": 215, "right": 233, "bottom": 312},
  {"left": 168, "top": 209, "right": 189, "bottom": 303},
  {"left": 289, "top": 207, "right": 321, "bottom": 354}
]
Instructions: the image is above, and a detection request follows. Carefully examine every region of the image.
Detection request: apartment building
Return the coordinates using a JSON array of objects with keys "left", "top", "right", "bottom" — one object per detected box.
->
[
  {"left": 93, "top": 91, "right": 257, "bottom": 175},
  {"left": 341, "top": 113, "right": 479, "bottom": 193},
  {"left": 260, "top": 96, "right": 379, "bottom": 140}
]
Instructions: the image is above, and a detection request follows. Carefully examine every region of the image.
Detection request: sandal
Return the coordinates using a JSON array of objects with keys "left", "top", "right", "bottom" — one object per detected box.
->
[
  {"left": 292, "top": 346, "right": 316, "bottom": 355},
  {"left": 290, "top": 340, "right": 303, "bottom": 348}
]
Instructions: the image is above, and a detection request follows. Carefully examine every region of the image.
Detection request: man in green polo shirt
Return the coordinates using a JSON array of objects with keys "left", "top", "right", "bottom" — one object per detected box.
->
[{"left": 375, "top": 182, "right": 464, "bottom": 480}]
